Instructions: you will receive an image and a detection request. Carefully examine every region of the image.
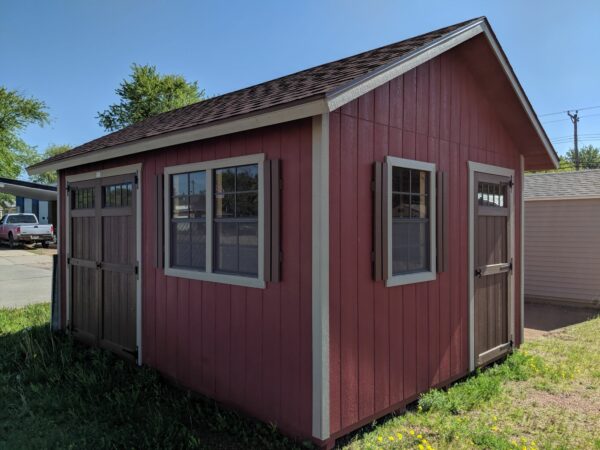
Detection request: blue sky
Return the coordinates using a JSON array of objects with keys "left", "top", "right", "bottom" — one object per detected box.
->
[{"left": 2, "top": 0, "right": 599, "bottom": 161}]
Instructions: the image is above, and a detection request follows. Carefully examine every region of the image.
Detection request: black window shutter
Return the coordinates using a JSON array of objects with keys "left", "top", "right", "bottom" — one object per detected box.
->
[
  {"left": 436, "top": 170, "right": 449, "bottom": 273},
  {"left": 264, "top": 159, "right": 281, "bottom": 283},
  {"left": 156, "top": 173, "right": 164, "bottom": 269},
  {"left": 373, "top": 161, "right": 388, "bottom": 281}
]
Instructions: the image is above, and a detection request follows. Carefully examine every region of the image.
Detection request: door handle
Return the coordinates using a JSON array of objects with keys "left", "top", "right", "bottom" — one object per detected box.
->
[
  {"left": 96, "top": 261, "right": 102, "bottom": 269},
  {"left": 475, "top": 268, "right": 482, "bottom": 278}
]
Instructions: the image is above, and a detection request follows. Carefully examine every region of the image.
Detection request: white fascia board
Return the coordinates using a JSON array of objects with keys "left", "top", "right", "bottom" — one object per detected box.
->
[
  {"left": 28, "top": 99, "right": 328, "bottom": 175},
  {"left": 325, "top": 19, "right": 559, "bottom": 169}
]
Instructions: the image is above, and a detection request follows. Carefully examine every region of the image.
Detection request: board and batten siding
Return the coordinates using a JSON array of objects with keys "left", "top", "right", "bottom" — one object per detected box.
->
[
  {"left": 328, "top": 47, "right": 524, "bottom": 437},
  {"left": 58, "top": 119, "right": 313, "bottom": 439},
  {"left": 525, "top": 198, "right": 600, "bottom": 306}
]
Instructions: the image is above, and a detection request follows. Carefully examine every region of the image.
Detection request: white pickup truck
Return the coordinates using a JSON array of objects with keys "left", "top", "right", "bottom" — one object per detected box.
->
[{"left": 0, "top": 213, "right": 54, "bottom": 248}]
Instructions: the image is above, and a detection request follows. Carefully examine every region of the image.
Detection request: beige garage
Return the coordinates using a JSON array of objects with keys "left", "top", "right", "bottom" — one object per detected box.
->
[{"left": 525, "top": 170, "right": 600, "bottom": 309}]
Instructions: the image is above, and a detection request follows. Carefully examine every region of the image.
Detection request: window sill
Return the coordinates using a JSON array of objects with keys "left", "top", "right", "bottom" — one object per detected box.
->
[
  {"left": 385, "top": 271, "right": 436, "bottom": 287},
  {"left": 164, "top": 267, "right": 266, "bottom": 289}
]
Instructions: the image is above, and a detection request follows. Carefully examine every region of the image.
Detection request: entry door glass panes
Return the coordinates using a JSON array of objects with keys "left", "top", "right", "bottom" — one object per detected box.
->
[
  {"left": 391, "top": 167, "right": 430, "bottom": 275},
  {"left": 477, "top": 182, "right": 507, "bottom": 208},
  {"left": 214, "top": 164, "right": 258, "bottom": 276},
  {"left": 73, "top": 187, "right": 95, "bottom": 209},
  {"left": 170, "top": 171, "right": 206, "bottom": 270}
]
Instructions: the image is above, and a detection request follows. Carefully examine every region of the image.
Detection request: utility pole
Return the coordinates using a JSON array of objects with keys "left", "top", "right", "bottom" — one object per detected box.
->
[{"left": 568, "top": 110, "right": 580, "bottom": 170}]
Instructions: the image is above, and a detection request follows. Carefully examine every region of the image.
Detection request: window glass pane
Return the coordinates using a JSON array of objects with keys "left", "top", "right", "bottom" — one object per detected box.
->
[
  {"left": 238, "top": 222, "right": 258, "bottom": 276},
  {"left": 172, "top": 174, "right": 188, "bottom": 196},
  {"left": 171, "top": 222, "right": 191, "bottom": 268},
  {"left": 190, "top": 221, "right": 206, "bottom": 270},
  {"left": 236, "top": 192, "right": 258, "bottom": 217},
  {"left": 392, "top": 167, "right": 410, "bottom": 193},
  {"left": 189, "top": 194, "right": 206, "bottom": 218},
  {"left": 392, "top": 222, "right": 408, "bottom": 274},
  {"left": 477, "top": 182, "right": 506, "bottom": 208},
  {"left": 214, "top": 193, "right": 235, "bottom": 218},
  {"left": 172, "top": 196, "right": 189, "bottom": 219},
  {"left": 189, "top": 171, "right": 205, "bottom": 195},
  {"left": 392, "top": 193, "right": 411, "bottom": 218},
  {"left": 236, "top": 164, "right": 258, "bottom": 191},
  {"left": 215, "top": 167, "right": 236, "bottom": 193},
  {"left": 214, "top": 222, "right": 238, "bottom": 273},
  {"left": 410, "top": 194, "right": 428, "bottom": 219}
]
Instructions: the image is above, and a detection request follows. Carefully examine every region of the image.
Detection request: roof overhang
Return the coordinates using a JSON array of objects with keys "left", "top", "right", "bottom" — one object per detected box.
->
[
  {"left": 28, "top": 18, "right": 558, "bottom": 175},
  {"left": 0, "top": 178, "right": 57, "bottom": 201}
]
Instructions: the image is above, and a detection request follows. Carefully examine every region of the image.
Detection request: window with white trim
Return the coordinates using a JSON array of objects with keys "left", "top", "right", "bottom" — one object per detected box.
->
[
  {"left": 164, "top": 154, "right": 279, "bottom": 289},
  {"left": 386, "top": 157, "right": 436, "bottom": 286}
]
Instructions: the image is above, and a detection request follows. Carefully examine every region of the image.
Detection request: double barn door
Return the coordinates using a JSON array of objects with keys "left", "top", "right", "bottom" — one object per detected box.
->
[{"left": 68, "top": 174, "right": 138, "bottom": 360}]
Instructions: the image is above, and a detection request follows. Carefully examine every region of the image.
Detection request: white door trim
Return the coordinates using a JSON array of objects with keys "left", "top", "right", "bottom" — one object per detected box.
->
[
  {"left": 468, "top": 161, "right": 515, "bottom": 371},
  {"left": 65, "top": 163, "right": 143, "bottom": 365}
]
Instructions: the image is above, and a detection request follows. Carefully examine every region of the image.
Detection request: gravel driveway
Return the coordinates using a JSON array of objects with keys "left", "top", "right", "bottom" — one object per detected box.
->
[{"left": 0, "top": 247, "right": 54, "bottom": 308}]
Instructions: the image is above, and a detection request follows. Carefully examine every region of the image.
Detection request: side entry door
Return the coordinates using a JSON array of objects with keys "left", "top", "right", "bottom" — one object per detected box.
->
[{"left": 473, "top": 172, "right": 512, "bottom": 367}]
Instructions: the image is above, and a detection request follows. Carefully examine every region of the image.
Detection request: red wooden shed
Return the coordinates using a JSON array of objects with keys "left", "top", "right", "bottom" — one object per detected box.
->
[{"left": 28, "top": 17, "right": 558, "bottom": 448}]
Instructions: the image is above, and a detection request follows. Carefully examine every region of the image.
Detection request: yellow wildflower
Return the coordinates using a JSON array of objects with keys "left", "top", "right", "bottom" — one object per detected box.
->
[
  {"left": 388, "top": 436, "right": 394, "bottom": 441},
  {"left": 491, "top": 426, "right": 498, "bottom": 432},
  {"left": 417, "top": 434, "right": 423, "bottom": 439},
  {"left": 377, "top": 436, "right": 383, "bottom": 442},
  {"left": 409, "top": 430, "right": 415, "bottom": 436},
  {"left": 396, "top": 433, "right": 403, "bottom": 440},
  {"left": 418, "top": 445, "right": 424, "bottom": 450}
]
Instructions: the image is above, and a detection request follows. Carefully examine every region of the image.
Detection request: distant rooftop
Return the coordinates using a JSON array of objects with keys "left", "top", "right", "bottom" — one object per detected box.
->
[{"left": 525, "top": 170, "right": 600, "bottom": 200}]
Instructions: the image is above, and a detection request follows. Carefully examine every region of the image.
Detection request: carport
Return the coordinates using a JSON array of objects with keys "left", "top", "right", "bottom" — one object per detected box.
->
[{"left": 0, "top": 177, "right": 57, "bottom": 226}]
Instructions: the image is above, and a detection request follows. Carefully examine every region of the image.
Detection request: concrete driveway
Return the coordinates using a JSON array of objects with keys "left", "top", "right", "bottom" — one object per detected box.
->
[{"left": 0, "top": 247, "right": 53, "bottom": 308}]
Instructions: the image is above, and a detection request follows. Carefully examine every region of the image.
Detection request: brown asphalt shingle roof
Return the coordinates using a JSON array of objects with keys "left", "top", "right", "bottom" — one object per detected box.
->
[{"left": 30, "top": 17, "right": 481, "bottom": 170}]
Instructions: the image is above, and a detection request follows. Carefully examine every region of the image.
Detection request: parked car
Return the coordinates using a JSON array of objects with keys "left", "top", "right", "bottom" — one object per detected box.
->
[{"left": 0, "top": 213, "right": 54, "bottom": 248}]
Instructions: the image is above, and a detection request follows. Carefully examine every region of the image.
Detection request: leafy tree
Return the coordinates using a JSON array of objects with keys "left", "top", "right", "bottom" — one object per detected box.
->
[
  {"left": 564, "top": 145, "right": 600, "bottom": 170},
  {"left": 29, "top": 144, "right": 72, "bottom": 185},
  {"left": 0, "top": 87, "right": 49, "bottom": 179},
  {"left": 97, "top": 64, "right": 204, "bottom": 131}
]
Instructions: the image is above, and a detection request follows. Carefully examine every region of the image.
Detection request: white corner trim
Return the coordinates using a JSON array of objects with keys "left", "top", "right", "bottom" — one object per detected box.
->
[
  {"left": 163, "top": 153, "right": 266, "bottom": 289},
  {"left": 312, "top": 114, "right": 330, "bottom": 440},
  {"left": 64, "top": 163, "right": 143, "bottom": 365},
  {"left": 520, "top": 155, "right": 525, "bottom": 345},
  {"left": 28, "top": 100, "right": 327, "bottom": 175},
  {"left": 384, "top": 156, "right": 437, "bottom": 287},
  {"left": 468, "top": 161, "right": 515, "bottom": 371}
]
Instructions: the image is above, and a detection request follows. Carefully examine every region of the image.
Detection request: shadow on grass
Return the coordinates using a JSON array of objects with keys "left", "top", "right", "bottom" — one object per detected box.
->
[{"left": 0, "top": 318, "right": 305, "bottom": 450}]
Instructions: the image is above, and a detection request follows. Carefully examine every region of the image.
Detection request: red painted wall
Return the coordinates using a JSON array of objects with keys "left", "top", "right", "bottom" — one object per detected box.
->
[
  {"left": 328, "top": 49, "right": 523, "bottom": 436},
  {"left": 58, "top": 119, "right": 314, "bottom": 439}
]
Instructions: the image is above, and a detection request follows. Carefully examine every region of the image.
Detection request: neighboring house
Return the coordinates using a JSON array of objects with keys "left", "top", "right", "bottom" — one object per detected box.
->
[
  {"left": 0, "top": 177, "right": 57, "bottom": 227},
  {"left": 525, "top": 170, "right": 600, "bottom": 309},
  {"left": 28, "top": 17, "right": 557, "bottom": 448}
]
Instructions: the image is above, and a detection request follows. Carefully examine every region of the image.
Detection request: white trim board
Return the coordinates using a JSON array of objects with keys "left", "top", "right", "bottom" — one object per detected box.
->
[
  {"left": 520, "top": 155, "right": 525, "bottom": 345},
  {"left": 468, "top": 161, "right": 515, "bottom": 371},
  {"left": 65, "top": 163, "right": 143, "bottom": 366},
  {"left": 311, "top": 114, "right": 330, "bottom": 440},
  {"left": 28, "top": 19, "right": 557, "bottom": 176}
]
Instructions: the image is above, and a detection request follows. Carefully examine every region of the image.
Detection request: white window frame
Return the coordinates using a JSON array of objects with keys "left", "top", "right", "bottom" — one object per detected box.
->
[
  {"left": 164, "top": 153, "right": 265, "bottom": 289},
  {"left": 385, "top": 156, "right": 437, "bottom": 287}
]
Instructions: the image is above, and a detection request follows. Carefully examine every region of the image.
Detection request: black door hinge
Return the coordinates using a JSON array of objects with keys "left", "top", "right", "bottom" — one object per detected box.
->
[
  {"left": 508, "top": 178, "right": 514, "bottom": 188},
  {"left": 66, "top": 185, "right": 71, "bottom": 193},
  {"left": 134, "top": 175, "right": 139, "bottom": 185},
  {"left": 67, "top": 257, "right": 71, "bottom": 265},
  {"left": 135, "top": 264, "right": 139, "bottom": 276}
]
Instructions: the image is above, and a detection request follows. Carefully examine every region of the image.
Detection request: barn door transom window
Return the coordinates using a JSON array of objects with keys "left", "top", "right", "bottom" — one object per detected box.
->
[{"left": 164, "top": 153, "right": 280, "bottom": 289}]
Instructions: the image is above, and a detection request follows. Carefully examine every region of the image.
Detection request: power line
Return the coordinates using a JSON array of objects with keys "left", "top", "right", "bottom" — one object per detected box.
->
[
  {"left": 539, "top": 105, "right": 600, "bottom": 117},
  {"left": 542, "top": 113, "right": 600, "bottom": 124}
]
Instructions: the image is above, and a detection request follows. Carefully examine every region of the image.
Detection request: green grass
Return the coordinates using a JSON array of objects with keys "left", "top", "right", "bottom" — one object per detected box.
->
[
  {"left": 0, "top": 304, "right": 305, "bottom": 450},
  {"left": 342, "top": 316, "right": 600, "bottom": 450}
]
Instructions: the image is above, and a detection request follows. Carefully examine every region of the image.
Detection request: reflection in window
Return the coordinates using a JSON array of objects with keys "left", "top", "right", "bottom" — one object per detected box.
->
[
  {"left": 391, "top": 167, "right": 430, "bottom": 275},
  {"left": 170, "top": 171, "right": 206, "bottom": 270},
  {"left": 73, "top": 187, "right": 95, "bottom": 209},
  {"left": 214, "top": 164, "right": 259, "bottom": 276},
  {"left": 103, "top": 183, "right": 132, "bottom": 208},
  {"left": 477, "top": 182, "right": 506, "bottom": 208}
]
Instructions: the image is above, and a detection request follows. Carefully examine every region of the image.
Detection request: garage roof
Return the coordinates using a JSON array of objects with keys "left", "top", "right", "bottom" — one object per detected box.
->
[
  {"left": 525, "top": 170, "right": 600, "bottom": 200},
  {"left": 0, "top": 177, "right": 57, "bottom": 201},
  {"left": 28, "top": 17, "right": 558, "bottom": 174}
]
